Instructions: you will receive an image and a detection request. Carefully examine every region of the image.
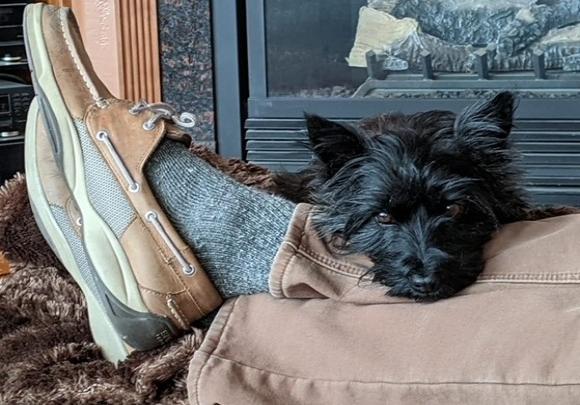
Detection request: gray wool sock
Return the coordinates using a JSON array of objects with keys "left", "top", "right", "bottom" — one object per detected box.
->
[{"left": 145, "top": 139, "right": 296, "bottom": 299}]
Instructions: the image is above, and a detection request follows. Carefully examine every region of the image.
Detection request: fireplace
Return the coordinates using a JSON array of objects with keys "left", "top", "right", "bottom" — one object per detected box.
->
[{"left": 216, "top": 0, "right": 580, "bottom": 205}]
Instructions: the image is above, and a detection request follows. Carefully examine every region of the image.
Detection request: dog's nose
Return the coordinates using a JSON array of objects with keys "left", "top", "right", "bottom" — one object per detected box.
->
[
  {"left": 403, "top": 256, "right": 424, "bottom": 272},
  {"left": 410, "top": 274, "right": 436, "bottom": 293}
]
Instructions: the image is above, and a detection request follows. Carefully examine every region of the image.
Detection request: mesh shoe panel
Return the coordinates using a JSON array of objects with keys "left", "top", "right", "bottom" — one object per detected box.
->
[
  {"left": 75, "top": 120, "right": 135, "bottom": 238},
  {"left": 50, "top": 204, "right": 104, "bottom": 306}
]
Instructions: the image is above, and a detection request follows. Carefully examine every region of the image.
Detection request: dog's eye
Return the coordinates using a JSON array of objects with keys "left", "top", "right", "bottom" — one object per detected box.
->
[
  {"left": 445, "top": 203, "right": 464, "bottom": 218},
  {"left": 376, "top": 212, "right": 396, "bottom": 225}
]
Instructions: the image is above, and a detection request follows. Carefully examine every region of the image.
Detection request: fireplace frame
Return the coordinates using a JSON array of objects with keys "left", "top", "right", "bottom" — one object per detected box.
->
[
  {"left": 244, "top": 0, "right": 580, "bottom": 120},
  {"left": 212, "top": 0, "right": 580, "bottom": 205}
]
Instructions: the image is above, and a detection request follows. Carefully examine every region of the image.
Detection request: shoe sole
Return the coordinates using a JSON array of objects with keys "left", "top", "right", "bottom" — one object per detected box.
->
[
  {"left": 24, "top": 4, "right": 179, "bottom": 358},
  {"left": 25, "top": 98, "right": 130, "bottom": 363}
]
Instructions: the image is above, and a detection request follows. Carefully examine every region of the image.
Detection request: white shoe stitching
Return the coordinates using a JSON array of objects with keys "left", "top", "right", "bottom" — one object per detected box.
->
[
  {"left": 166, "top": 298, "right": 189, "bottom": 330},
  {"left": 58, "top": 8, "right": 105, "bottom": 107}
]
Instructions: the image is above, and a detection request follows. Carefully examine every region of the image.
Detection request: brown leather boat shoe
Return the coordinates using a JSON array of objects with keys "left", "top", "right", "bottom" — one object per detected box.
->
[{"left": 24, "top": 3, "right": 222, "bottom": 362}]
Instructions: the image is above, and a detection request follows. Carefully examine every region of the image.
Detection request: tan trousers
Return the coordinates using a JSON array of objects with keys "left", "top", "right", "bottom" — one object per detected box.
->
[{"left": 188, "top": 204, "right": 580, "bottom": 405}]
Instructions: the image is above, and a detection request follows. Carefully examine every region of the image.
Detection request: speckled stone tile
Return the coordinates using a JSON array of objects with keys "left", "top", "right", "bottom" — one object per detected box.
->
[{"left": 158, "top": 0, "right": 215, "bottom": 148}]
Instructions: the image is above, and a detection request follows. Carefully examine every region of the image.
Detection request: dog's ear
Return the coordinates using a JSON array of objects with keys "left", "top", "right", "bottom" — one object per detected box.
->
[
  {"left": 454, "top": 92, "right": 516, "bottom": 139},
  {"left": 305, "top": 113, "right": 367, "bottom": 174}
]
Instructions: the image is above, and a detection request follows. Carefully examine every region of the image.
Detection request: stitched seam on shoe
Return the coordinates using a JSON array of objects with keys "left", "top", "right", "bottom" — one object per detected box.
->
[
  {"left": 47, "top": 202, "right": 65, "bottom": 210},
  {"left": 166, "top": 297, "right": 189, "bottom": 330},
  {"left": 144, "top": 210, "right": 206, "bottom": 314},
  {"left": 164, "top": 257, "right": 205, "bottom": 316},
  {"left": 138, "top": 288, "right": 188, "bottom": 329},
  {"left": 171, "top": 299, "right": 189, "bottom": 327},
  {"left": 135, "top": 121, "right": 165, "bottom": 171},
  {"left": 58, "top": 9, "right": 99, "bottom": 103},
  {"left": 140, "top": 286, "right": 187, "bottom": 296}
]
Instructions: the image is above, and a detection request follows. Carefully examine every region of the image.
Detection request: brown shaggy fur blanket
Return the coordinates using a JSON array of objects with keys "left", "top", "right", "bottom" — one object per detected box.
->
[{"left": 0, "top": 146, "right": 275, "bottom": 404}]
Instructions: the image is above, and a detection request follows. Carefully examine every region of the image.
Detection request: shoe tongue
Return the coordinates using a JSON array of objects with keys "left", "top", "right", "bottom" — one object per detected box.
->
[{"left": 164, "top": 123, "right": 193, "bottom": 146}]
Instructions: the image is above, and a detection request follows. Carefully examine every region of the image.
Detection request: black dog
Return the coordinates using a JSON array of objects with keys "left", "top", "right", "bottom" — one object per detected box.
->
[{"left": 275, "top": 92, "right": 533, "bottom": 300}]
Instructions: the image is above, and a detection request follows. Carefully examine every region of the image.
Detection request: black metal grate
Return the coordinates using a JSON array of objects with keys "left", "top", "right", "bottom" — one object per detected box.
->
[{"left": 246, "top": 118, "right": 580, "bottom": 206}]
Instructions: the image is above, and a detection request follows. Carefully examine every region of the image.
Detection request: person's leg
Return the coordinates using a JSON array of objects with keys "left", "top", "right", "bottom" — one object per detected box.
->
[
  {"left": 24, "top": 3, "right": 224, "bottom": 360},
  {"left": 146, "top": 139, "right": 295, "bottom": 298},
  {"left": 24, "top": 3, "right": 378, "bottom": 363},
  {"left": 25, "top": 2, "right": 306, "bottom": 361}
]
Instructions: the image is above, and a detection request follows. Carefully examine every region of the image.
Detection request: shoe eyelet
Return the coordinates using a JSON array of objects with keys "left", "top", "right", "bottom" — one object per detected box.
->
[
  {"left": 76, "top": 217, "right": 82, "bottom": 227},
  {"left": 143, "top": 120, "right": 156, "bottom": 131},
  {"left": 96, "top": 131, "right": 108, "bottom": 141},
  {"left": 128, "top": 183, "right": 140, "bottom": 193},
  {"left": 182, "top": 265, "right": 196, "bottom": 276},
  {"left": 145, "top": 211, "right": 157, "bottom": 222},
  {"left": 96, "top": 98, "right": 108, "bottom": 109}
]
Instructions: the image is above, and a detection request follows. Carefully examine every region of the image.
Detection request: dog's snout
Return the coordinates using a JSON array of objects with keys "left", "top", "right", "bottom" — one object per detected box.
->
[
  {"left": 402, "top": 257, "right": 438, "bottom": 293},
  {"left": 410, "top": 274, "right": 437, "bottom": 293},
  {"left": 402, "top": 256, "right": 424, "bottom": 272},
  {"left": 401, "top": 248, "right": 451, "bottom": 295},
  {"left": 402, "top": 249, "right": 449, "bottom": 272}
]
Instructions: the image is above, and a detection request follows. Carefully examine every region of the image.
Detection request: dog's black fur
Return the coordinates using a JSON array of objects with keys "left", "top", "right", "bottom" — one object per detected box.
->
[{"left": 274, "top": 92, "right": 533, "bottom": 300}]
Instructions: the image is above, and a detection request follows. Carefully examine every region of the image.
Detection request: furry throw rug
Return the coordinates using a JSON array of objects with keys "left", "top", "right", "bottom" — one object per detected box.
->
[{"left": 0, "top": 146, "right": 276, "bottom": 404}]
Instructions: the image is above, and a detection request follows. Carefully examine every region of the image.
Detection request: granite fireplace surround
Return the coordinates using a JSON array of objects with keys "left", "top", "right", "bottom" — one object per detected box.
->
[{"left": 158, "top": 0, "right": 215, "bottom": 148}]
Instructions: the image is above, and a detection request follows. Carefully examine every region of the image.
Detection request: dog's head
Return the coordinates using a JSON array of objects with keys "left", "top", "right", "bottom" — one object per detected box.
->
[{"left": 306, "top": 92, "right": 529, "bottom": 300}]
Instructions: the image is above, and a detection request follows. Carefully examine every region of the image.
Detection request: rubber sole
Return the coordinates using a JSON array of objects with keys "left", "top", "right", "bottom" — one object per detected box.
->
[
  {"left": 25, "top": 98, "right": 130, "bottom": 363},
  {"left": 23, "top": 4, "right": 180, "bottom": 358}
]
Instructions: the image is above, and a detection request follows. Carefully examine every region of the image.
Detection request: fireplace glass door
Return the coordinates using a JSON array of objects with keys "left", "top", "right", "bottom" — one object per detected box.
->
[
  {"left": 265, "top": 0, "right": 580, "bottom": 99},
  {"left": 242, "top": 0, "right": 580, "bottom": 205}
]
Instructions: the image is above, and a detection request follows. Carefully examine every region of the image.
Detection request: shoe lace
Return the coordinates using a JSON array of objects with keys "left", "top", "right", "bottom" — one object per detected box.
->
[{"left": 129, "top": 100, "right": 197, "bottom": 131}]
